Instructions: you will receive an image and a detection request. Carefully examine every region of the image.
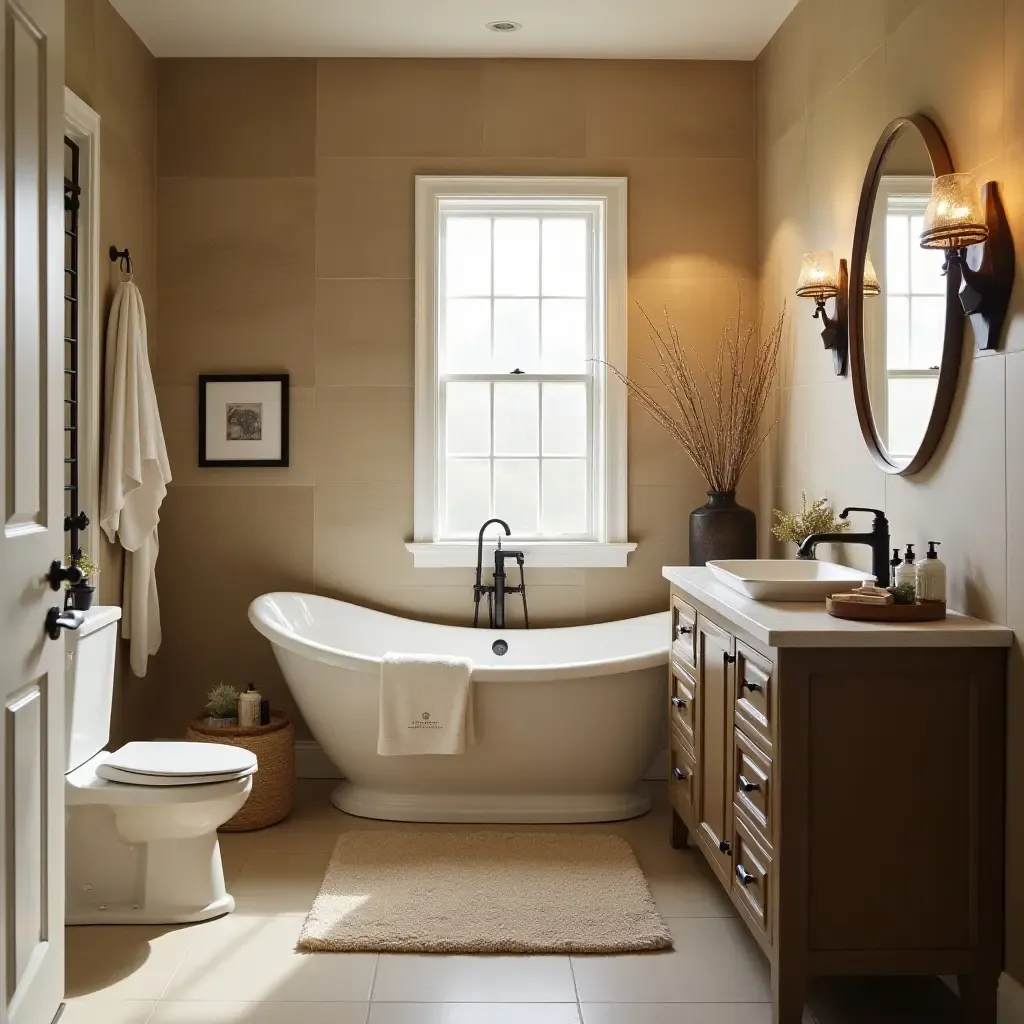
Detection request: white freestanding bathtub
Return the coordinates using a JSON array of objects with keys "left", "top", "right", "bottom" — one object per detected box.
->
[{"left": 249, "top": 592, "right": 670, "bottom": 823}]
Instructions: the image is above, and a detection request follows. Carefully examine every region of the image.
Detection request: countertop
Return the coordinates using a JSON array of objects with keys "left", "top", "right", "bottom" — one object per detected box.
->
[{"left": 662, "top": 566, "right": 1014, "bottom": 649}]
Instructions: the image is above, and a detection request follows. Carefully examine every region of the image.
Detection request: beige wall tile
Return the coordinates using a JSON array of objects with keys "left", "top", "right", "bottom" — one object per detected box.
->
[
  {"left": 155, "top": 486, "right": 315, "bottom": 736},
  {"left": 315, "top": 279, "right": 414, "bottom": 386},
  {"left": 884, "top": 0, "right": 1006, "bottom": 172},
  {"left": 157, "top": 177, "right": 315, "bottom": 384},
  {"left": 806, "top": 49, "right": 886, "bottom": 254},
  {"left": 1004, "top": 351, "right": 1024, "bottom": 979},
  {"left": 314, "top": 386, "right": 413, "bottom": 485},
  {"left": 1009, "top": 0, "right": 1024, "bottom": 151},
  {"left": 626, "top": 277, "right": 761, "bottom": 386},
  {"left": 806, "top": 0, "right": 885, "bottom": 107},
  {"left": 65, "top": 0, "right": 95, "bottom": 104},
  {"left": 317, "top": 59, "right": 483, "bottom": 158},
  {"left": 584, "top": 61, "right": 755, "bottom": 159},
  {"left": 94, "top": 0, "right": 156, "bottom": 158},
  {"left": 755, "top": 3, "right": 809, "bottom": 147},
  {"left": 628, "top": 158, "right": 758, "bottom": 280},
  {"left": 158, "top": 385, "right": 315, "bottom": 487},
  {"left": 886, "top": 0, "right": 924, "bottom": 32},
  {"left": 158, "top": 59, "right": 316, "bottom": 177},
  {"left": 316, "top": 158, "right": 414, "bottom": 279},
  {"left": 481, "top": 60, "right": 586, "bottom": 158}
]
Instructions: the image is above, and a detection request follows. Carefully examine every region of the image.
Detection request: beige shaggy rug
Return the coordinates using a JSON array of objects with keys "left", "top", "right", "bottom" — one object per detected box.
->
[{"left": 298, "top": 831, "right": 672, "bottom": 954}]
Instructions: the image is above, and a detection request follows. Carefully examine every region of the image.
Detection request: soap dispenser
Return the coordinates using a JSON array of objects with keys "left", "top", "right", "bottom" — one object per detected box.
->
[
  {"left": 916, "top": 542, "right": 946, "bottom": 603},
  {"left": 889, "top": 548, "right": 902, "bottom": 586},
  {"left": 895, "top": 544, "right": 917, "bottom": 592}
]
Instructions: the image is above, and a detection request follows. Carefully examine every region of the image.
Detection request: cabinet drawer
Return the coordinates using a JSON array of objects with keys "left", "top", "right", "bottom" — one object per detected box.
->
[
  {"left": 669, "top": 737, "right": 697, "bottom": 823},
  {"left": 732, "top": 810, "right": 773, "bottom": 945},
  {"left": 670, "top": 665, "right": 696, "bottom": 749},
  {"left": 735, "top": 641, "right": 774, "bottom": 753},
  {"left": 733, "top": 728, "right": 773, "bottom": 847},
  {"left": 671, "top": 594, "right": 697, "bottom": 669}
]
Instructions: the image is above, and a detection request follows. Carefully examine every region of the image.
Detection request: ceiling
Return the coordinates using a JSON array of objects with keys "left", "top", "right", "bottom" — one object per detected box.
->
[{"left": 109, "top": 0, "right": 798, "bottom": 61}]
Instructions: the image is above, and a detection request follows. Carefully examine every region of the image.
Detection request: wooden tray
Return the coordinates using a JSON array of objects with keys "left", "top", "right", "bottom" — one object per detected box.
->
[{"left": 826, "top": 597, "right": 946, "bottom": 622}]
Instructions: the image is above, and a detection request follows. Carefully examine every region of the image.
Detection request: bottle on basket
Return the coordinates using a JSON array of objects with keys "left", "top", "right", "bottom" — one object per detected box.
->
[{"left": 238, "top": 684, "right": 262, "bottom": 728}]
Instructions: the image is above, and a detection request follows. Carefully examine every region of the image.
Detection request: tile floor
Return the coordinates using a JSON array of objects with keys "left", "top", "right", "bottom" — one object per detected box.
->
[{"left": 63, "top": 781, "right": 964, "bottom": 1024}]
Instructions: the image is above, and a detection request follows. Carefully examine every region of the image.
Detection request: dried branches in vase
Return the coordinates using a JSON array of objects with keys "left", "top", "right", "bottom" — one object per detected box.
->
[{"left": 606, "top": 298, "right": 786, "bottom": 565}]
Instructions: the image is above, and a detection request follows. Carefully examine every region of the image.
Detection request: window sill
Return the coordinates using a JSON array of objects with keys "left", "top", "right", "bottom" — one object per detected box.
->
[{"left": 405, "top": 541, "right": 637, "bottom": 569}]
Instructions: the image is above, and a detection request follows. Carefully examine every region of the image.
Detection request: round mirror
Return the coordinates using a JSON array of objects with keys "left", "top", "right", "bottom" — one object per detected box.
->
[{"left": 850, "top": 115, "right": 964, "bottom": 475}]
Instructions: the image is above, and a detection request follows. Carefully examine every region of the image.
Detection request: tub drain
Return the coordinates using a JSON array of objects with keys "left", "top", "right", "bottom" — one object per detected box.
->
[{"left": 491, "top": 639, "right": 508, "bottom": 656}]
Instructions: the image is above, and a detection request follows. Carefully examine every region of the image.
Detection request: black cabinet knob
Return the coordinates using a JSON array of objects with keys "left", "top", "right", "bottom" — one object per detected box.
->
[
  {"left": 738, "top": 775, "right": 760, "bottom": 793},
  {"left": 672, "top": 766, "right": 686, "bottom": 781},
  {"left": 724, "top": 653, "right": 737, "bottom": 665},
  {"left": 675, "top": 623, "right": 692, "bottom": 637},
  {"left": 736, "top": 864, "right": 755, "bottom": 886},
  {"left": 719, "top": 840, "right": 732, "bottom": 854},
  {"left": 742, "top": 679, "right": 763, "bottom": 693},
  {"left": 671, "top": 696, "right": 686, "bottom": 709}
]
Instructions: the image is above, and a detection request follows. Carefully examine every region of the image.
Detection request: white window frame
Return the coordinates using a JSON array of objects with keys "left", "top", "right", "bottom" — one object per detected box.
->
[
  {"left": 407, "top": 176, "right": 634, "bottom": 569},
  {"left": 64, "top": 88, "right": 101, "bottom": 563}
]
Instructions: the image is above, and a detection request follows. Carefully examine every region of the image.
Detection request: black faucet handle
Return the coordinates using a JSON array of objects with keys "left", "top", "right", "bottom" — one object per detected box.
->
[{"left": 840, "top": 506, "right": 888, "bottom": 525}]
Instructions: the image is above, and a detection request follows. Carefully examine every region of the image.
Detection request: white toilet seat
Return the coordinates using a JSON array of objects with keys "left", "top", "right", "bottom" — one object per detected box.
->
[{"left": 95, "top": 741, "right": 257, "bottom": 787}]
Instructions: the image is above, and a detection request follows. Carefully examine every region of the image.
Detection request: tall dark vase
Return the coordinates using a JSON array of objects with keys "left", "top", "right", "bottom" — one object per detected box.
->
[{"left": 689, "top": 491, "right": 757, "bottom": 566}]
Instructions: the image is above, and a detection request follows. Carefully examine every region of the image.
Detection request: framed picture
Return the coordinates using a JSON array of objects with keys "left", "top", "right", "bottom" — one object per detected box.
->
[{"left": 198, "top": 374, "right": 289, "bottom": 467}]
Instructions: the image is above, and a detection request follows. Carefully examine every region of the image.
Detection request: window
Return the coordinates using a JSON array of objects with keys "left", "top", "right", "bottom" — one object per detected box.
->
[
  {"left": 408, "top": 177, "right": 633, "bottom": 568},
  {"left": 870, "top": 176, "right": 947, "bottom": 462}
]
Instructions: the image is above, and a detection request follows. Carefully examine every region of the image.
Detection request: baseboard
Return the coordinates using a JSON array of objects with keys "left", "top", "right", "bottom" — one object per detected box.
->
[
  {"left": 294, "top": 740, "right": 668, "bottom": 782},
  {"left": 294, "top": 740, "right": 341, "bottom": 779},
  {"left": 1001, "top": 972, "right": 1024, "bottom": 1024}
]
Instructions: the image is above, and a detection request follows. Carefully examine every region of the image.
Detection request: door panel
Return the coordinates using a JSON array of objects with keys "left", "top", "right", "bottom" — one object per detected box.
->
[
  {"left": 0, "top": 0, "right": 66, "bottom": 1021},
  {"left": 695, "top": 616, "right": 734, "bottom": 883}
]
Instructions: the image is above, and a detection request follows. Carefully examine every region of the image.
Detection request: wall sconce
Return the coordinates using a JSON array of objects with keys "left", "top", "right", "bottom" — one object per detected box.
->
[
  {"left": 795, "top": 250, "right": 848, "bottom": 375},
  {"left": 919, "top": 172, "right": 1016, "bottom": 350},
  {"left": 863, "top": 253, "right": 881, "bottom": 297}
]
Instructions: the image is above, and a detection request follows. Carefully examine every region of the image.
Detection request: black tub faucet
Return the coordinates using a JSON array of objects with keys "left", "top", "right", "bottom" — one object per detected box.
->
[
  {"left": 473, "top": 519, "right": 529, "bottom": 629},
  {"left": 796, "top": 506, "right": 891, "bottom": 587}
]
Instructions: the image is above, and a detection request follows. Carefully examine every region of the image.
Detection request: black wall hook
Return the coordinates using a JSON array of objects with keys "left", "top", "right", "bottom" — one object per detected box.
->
[{"left": 109, "top": 245, "right": 133, "bottom": 275}]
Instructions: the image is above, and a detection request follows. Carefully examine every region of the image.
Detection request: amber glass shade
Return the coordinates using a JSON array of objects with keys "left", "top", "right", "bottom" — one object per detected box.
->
[
  {"left": 863, "top": 253, "right": 881, "bottom": 297},
  {"left": 920, "top": 173, "right": 989, "bottom": 250},
  {"left": 795, "top": 250, "right": 839, "bottom": 302}
]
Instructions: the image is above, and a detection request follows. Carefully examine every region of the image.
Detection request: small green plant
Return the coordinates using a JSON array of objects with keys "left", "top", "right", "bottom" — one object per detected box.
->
[
  {"left": 64, "top": 551, "right": 99, "bottom": 589},
  {"left": 206, "top": 683, "right": 239, "bottom": 719},
  {"left": 888, "top": 583, "right": 917, "bottom": 605},
  {"left": 771, "top": 493, "right": 850, "bottom": 547}
]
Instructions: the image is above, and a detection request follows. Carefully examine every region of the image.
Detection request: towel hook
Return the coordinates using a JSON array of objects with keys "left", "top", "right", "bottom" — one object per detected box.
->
[{"left": 109, "top": 245, "right": 133, "bottom": 277}]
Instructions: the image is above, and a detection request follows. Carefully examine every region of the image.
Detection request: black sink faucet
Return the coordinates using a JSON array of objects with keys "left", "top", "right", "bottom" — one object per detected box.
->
[
  {"left": 473, "top": 519, "right": 529, "bottom": 629},
  {"left": 796, "top": 506, "right": 891, "bottom": 587}
]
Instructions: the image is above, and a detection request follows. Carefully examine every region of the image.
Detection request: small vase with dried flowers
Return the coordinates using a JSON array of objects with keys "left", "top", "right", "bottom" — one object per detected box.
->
[{"left": 606, "top": 297, "right": 785, "bottom": 565}]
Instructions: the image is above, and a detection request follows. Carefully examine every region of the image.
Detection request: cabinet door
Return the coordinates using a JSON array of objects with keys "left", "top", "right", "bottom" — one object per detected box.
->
[{"left": 696, "top": 616, "right": 735, "bottom": 883}]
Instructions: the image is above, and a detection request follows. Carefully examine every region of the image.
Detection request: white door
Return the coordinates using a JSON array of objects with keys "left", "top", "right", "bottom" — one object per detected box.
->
[{"left": 0, "top": 0, "right": 67, "bottom": 1021}]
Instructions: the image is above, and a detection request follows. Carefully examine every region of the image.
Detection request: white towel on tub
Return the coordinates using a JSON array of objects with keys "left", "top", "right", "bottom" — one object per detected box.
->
[{"left": 377, "top": 653, "right": 475, "bottom": 755}]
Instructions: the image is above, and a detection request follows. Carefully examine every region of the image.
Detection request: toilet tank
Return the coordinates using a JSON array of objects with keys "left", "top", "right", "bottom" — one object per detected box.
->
[{"left": 65, "top": 606, "right": 123, "bottom": 773}]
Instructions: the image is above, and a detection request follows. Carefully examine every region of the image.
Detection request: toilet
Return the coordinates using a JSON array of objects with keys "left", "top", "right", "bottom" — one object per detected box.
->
[{"left": 65, "top": 606, "right": 257, "bottom": 925}]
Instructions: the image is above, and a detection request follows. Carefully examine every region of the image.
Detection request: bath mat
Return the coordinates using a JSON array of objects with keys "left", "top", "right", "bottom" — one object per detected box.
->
[{"left": 298, "top": 830, "right": 672, "bottom": 954}]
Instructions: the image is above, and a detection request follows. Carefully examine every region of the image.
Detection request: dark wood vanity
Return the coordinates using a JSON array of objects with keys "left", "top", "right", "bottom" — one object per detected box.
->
[{"left": 664, "top": 567, "right": 1010, "bottom": 1024}]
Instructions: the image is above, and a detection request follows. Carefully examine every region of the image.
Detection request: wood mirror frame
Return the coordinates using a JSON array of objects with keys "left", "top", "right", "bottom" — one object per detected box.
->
[{"left": 849, "top": 114, "right": 964, "bottom": 476}]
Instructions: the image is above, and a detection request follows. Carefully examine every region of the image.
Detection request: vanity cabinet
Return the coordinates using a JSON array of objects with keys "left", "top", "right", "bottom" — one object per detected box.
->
[{"left": 664, "top": 567, "right": 1010, "bottom": 1024}]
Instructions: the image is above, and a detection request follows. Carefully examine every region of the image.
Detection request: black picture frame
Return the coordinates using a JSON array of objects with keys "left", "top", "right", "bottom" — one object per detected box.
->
[{"left": 198, "top": 373, "right": 290, "bottom": 468}]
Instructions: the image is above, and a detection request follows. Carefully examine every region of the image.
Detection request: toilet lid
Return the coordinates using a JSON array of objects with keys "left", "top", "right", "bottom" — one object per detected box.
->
[{"left": 95, "top": 741, "right": 258, "bottom": 786}]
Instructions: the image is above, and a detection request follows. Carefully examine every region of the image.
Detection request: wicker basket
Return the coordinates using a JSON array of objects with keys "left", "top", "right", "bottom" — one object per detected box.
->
[{"left": 185, "top": 711, "right": 294, "bottom": 831}]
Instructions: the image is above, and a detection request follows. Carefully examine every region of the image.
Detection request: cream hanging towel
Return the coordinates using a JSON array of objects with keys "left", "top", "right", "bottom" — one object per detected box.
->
[{"left": 100, "top": 281, "right": 171, "bottom": 678}]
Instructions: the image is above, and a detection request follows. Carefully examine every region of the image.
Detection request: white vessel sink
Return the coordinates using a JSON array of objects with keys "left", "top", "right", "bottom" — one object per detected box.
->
[{"left": 706, "top": 559, "right": 874, "bottom": 602}]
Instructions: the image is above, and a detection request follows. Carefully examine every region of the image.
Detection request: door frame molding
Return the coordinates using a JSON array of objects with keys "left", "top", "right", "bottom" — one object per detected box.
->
[{"left": 63, "top": 88, "right": 101, "bottom": 563}]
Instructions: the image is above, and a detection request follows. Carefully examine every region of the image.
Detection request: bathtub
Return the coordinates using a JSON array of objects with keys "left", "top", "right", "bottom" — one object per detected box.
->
[{"left": 249, "top": 592, "right": 670, "bottom": 823}]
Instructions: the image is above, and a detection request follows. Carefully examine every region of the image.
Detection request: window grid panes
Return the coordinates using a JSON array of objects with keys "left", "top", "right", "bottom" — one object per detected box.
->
[
  {"left": 884, "top": 195, "right": 945, "bottom": 459},
  {"left": 438, "top": 208, "right": 595, "bottom": 540}
]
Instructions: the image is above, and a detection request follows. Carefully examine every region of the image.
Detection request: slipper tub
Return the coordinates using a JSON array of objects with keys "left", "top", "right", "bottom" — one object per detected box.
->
[{"left": 249, "top": 592, "right": 670, "bottom": 823}]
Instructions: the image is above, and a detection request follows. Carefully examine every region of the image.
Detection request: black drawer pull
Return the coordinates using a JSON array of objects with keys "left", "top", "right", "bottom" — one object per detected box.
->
[
  {"left": 671, "top": 696, "right": 687, "bottom": 709},
  {"left": 724, "top": 653, "right": 737, "bottom": 665},
  {"left": 738, "top": 775, "right": 759, "bottom": 793},
  {"left": 742, "top": 679, "right": 763, "bottom": 693},
  {"left": 736, "top": 864, "right": 756, "bottom": 886},
  {"left": 675, "top": 623, "right": 692, "bottom": 637},
  {"left": 719, "top": 840, "right": 732, "bottom": 854},
  {"left": 672, "top": 766, "right": 687, "bottom": 781}
]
